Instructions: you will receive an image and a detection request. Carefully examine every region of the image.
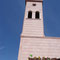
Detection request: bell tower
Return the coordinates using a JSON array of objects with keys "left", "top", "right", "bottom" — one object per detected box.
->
[
  {"left": 18, "top": 0, "right": 44, "bottom": 60},
  {"left": 18, "top": 0, "right": 60, "bottom": 60},
  {"left": 21, "top": 0, "right": 44, "bottom": 37}
]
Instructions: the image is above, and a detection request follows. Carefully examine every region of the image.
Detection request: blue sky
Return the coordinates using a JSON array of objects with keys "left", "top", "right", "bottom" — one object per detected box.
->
[{"left": 0, "top": 0, "right": 60, "bottom": 60}]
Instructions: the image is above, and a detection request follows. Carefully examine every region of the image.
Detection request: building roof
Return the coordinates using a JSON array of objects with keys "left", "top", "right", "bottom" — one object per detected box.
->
[{"left": 26, "top": 0, "right": 43, "bottom": 2}]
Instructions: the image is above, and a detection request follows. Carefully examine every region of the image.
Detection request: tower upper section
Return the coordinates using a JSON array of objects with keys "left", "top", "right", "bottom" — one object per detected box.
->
[{"left": 21, "top": 0, "right": 44, "bottom": 37}]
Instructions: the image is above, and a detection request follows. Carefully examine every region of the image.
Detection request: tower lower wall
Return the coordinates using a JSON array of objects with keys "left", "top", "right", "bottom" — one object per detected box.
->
[{"left": 18, "top": 37, "right": 60, "bottom": 60}]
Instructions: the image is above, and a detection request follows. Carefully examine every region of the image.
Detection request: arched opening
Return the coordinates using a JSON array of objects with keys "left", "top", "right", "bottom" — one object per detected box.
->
[
  {"left": 35, "top": 11, "right": 40, "bottom": 19},
  {"left": 28, "top": 11, "right": 32, "bottom": 18}
]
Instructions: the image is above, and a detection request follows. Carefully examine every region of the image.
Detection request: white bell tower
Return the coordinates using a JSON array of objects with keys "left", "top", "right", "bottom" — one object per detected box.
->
[
  {"left": 21, "top": 0, "right": 44, "bottom": 37},
  {"left": 18, "top": 0, "right": 60, "bottom": 60}
]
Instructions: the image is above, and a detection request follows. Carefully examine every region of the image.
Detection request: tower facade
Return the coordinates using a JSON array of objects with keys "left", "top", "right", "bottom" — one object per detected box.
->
[
  {"left": 18, "top": 0, "right": 60, "bottom": 60},
  {"left": 21, "top": 0, "right": 44, "bottom": 37}
]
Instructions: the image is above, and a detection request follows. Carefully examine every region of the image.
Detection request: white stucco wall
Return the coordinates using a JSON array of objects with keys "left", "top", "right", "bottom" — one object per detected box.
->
[
  {"left": 21, "top": 2, "right": 44, "bottom": 37},
  {"left": 18, "top": 37, "right": 60, "bottom": 60},
  {"left": 18, "top": 1, "right": 60, "bottom": 60}
]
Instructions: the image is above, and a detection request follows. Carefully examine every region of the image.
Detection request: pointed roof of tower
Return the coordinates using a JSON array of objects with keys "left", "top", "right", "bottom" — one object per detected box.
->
[{"left": 26, "top": 0, "right": 43, "bottom": 2}]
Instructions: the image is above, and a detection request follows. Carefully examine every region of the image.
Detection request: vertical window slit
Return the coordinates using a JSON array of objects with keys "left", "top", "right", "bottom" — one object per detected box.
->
[
  {"left": 28, "top": 11, "right": 32, "bottom": 18},
  {"left": 35, "top": 11, "right": 40, "bottom": 19}
]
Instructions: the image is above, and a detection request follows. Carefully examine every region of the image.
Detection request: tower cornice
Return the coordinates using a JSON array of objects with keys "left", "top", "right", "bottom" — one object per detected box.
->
[{"left": 26, "top": 0, "right": 43, "bottom": 2}]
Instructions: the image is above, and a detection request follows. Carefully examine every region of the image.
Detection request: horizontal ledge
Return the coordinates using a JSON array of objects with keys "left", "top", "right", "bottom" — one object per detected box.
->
[{"left": 20, "top": 35, "right": 60, "bottom": 39}]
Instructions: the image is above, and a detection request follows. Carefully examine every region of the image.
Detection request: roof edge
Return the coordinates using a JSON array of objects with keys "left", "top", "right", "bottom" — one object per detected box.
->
[{"left": 26, "top": 0, "right": 43, "bottom": 2}]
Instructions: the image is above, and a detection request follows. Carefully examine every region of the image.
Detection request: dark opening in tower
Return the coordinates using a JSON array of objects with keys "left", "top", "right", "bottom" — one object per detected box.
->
[
  {"left": 28, "top": 11, "right": 32, "bottom": 18},
  {"left": 35, "top": 11, "right": 40, "bottom": 19}
]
